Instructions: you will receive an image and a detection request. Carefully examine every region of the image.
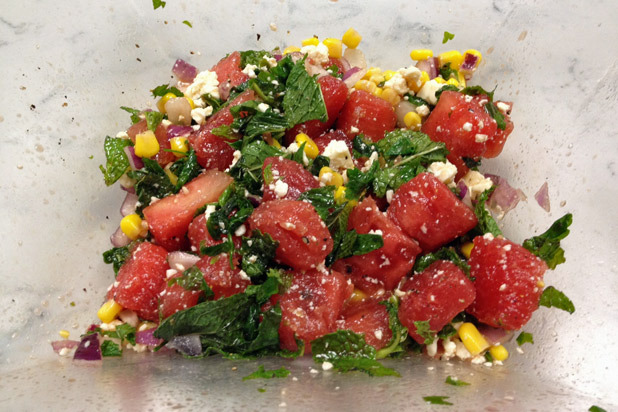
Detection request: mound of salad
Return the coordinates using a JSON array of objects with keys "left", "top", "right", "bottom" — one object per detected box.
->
[{"left": 54, "top": 29, "right": 574, "bottom": 377}]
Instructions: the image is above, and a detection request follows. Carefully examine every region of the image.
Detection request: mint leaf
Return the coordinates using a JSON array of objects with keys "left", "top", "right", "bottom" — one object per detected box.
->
[
  {"left": 523, "top": 213, "right": 572, "bottom": 269},
  {"left": 474, "top": 187, "right": 503, "bottom": 237},
  {"left": 589, "top": 406, "right": 607, "bottom": 412},
  {"left": 100, "top": 340, "right": 122, "bottom": 357},
  {"left": 182, "top": 20, "right": 192, "bottom": 28},
  {"left": 120, "top": 106, "right": 142, "bottom": 124},
  {"left": 152, "top": 0, "right": 166, "bottom": 9},
  {"left": 169, "top": 149, "right": 201, "bottom": 190},
  {"left": 206, "top": 183, "right": 254, "bottom": 240},
  {"left": 439, "top": 62, "right": 459, "bottom": 81},
  {"left": 327, "top": 230, "right": 383, "bottom": 263},
  {"left": 239, "top": 230, "right": 279, "bottom": 280},
  {"left": 145, "top": 111, "right": 164, "bottom": 132},
  {"left": 378, "top": 129, "right": 448, "bottom": 163},
  {"left": 282, "top": 59, "right": 327, "bottom": 126},
  {"left": 423, "top": 395, "right": 453, "bottom": 405},
  {"left": 99, "top": 136, "right": 132, "bottom": 186},
  {"left": 101, "top": 323, "right": 137, "bottom": 346},
  {"left": 413, "top": 247, "right": 471, "bottom": 277},
  {"left": 242, "top": 365, "right": 290, "bottom": 381},
  {"left": 445, "top": 376, "right": 470, "bottom": 386},
  {"left": 442, "top": 31, "right": 455, "bottom": 44},
  {"left": 168, "top": 266, "right": 215, "bottom": 299},
  {"left": 516, "top": 331, "right": 534, "bottom": 346},
  {"left": 484, "top": 102, "right": 506, "bottom": 130},
  {"left": 127, "top": 158, "right": 176, "bottom": 213},
  {"left": 312, "top": 330, "right": 400, "bottom": 377},
  {"left": 151, "top": 84, "right": 183, "bottom": 98},
  {"left": 239, "top": 50, "right": 273, "bottom": 68},
  {"left": 414, "top": 321, "right": 436, "bottom": 345},
  {"left": 229, "top": 140, "right": 285, "bottom": 194},
  {"left": 102, "top": 245, "right": 131, "bottom": 275},
  {"left": 539, "top": 286, "right": 575, "bottom": 314},
  {"left": 376, "top": 297, "right": 408, "bottom": 359}
]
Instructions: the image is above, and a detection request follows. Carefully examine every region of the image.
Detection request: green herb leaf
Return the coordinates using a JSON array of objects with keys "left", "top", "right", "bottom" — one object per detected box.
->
[
  {"left": 100, "top": 340, "right": 122, "bottom": 357},
  {"left": 460, "top": 85, "right": 496, "bottom": 101},
  {"left": 352, "top": 135, "right": 378, "bottom": 158},
  {"left": 523, "top": 213, "right": 572, "bottom": 269},
  {"left": 145, "top": 111, "right": 164, "bottom": 132},
  {"left": 120, "top": 106, "right": 142, "bottom": 124},
  {"left": 99, "top": 136, "right": 132, "bottom": 186},
  {"left": 229, "top": 140, "right": 285, "bottom": 194},
  {"left": 539, "top": 286, "right": 575, "bottom": 314},
  {"left": 439, "top": 62, "right": 459, "bottom": 81},
  {"left": 168, "top": 266, "right": 215, "bottom": 299},
  {"left": 169, "top": 149, "right": 201, "bottom": 190},
  {"left": 239, "top": 50, "right": 273, "bottom": 69},
  {"left": 312, "top": 330, "right": 400, "bottom": 377},
  {"left": 282, "top": 59, "right": 327, "bottom": 126},
  {"left": 516, "top": 331, "right": 534, "bottom": 346},
  {"left": 484, "top": 102, "right": 506, "bottom": 130},
  {"left": 298, "top": 186, "right": 337, "bottom": 221},
  {"left": 151, "top": 84, "right": 183, "bottom": 98},
  {"left": 206, "top": 184, "right": 254, "bottom": 240},
  {"left": 442, "top": 31, "right": 455, "bottom": 44},
  {"left": 413, "top": 247, "right": 471, "bottom": 277},
  {"left": 327, "top": 230, "right": 384, "bottom": 263},
  {"left": 102, "top": 245, "right": 131, "bottom": 275},
  {"left": 182, "top": 20, "right": 192, "bottom": 28},
  {"left": 378, "top": 130, "right": 448, "bottom": 163},
  {"left": 128, "top": 158, "right": 176, "bottom": 214},
  {"left": 345, "top": 162, "right": 379, "bottom": 200},
  {"left": 435, "top": 84, "right": 459, "bottom": 101},
  {"left": 474, "top": 187, "right": 503, "bottom": 237},
  {"left": 413, "top": 321, "right": 436, "bottom": 345},
  {"left": 589, "top": 406, "right": 607, "bottom": 412},
  {"left": 376, "top": 297, "right": 408, "bottom": 359},
  {"left": 101, "top": 323, "right": 137, "bottom": 346},
  {"left": 152, "top": 0, "right": 166, "bottom": 9},
  {"left": 239, "top": 230, "right": 279, "bottom": 280},
  {"left": 423, "top": 395, "right": 453, "bottom": 405},
  {"left": 404, "top": 95, "right": 430, "bottom": 107},
  {"left": 242, "top": 365, "right": 290, "bottom": 381},
  {"left": 445, "top": 376, "right": 470, "bottom": 386}
]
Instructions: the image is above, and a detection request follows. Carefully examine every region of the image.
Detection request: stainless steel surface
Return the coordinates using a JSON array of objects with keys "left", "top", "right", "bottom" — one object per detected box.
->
[{"left": 1, "top": 1, "right": 616, "bottom": 410}]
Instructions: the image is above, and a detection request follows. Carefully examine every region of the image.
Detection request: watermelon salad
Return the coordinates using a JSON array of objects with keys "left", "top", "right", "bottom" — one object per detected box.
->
[{"left": 55, "top": 29, "right": 575, "bottom": 375}]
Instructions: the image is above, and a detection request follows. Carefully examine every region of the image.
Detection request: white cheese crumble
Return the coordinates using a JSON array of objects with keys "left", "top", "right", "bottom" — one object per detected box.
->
[
  {"left": 416, "top": 104, "right": 430, "bottom": 117},
  {"left": 238, "top": 270, "right": 250, "bottom": 281},
  {"left": 462, "top": 122, "right": 473, "bottom": 132},
  {"left": 300, "top": 43, "right": 330, "bottom": 65},
  {"left": 461, "top": 170, "right": 494, "bottom": 201},
  {"left": 350, "top": 126, "right": 360, "bottom": 134},
  {"left": 321, "top": 361, "right": 334, "bottom": 371},
  {"left": 191, "top": 106, "right": 213, "bottom": 125},
  {"left": 386, "top": 189, "right": 394, "bottom": 204},
  {"left": 361, "top": 151, "right": 379, "bottom": 172},
  {"left": 241, "top": 63, "right": 258, "bottom": 79},
  {"left": 417, "top": 79, "right": 444, "bottom": 105},
  {"left": 184, "top": 70, "right": 220, "bottom": 107},
  {"left": 230, "top": 150, "right": 242, "bottom": 168},
  {"left": 257, "top": 102, "right": 270, "bottom": 113},
  {"left": 374, "top": 330, "right": 383, "bottom": 340},
  {"left": 273, "top": 179, "right": 289, "bottom": 198},
  {"left": 496, "top": 101, "right": 510, "bottom": 112},
  {"left": 234, "top": 224, "right": 247, "bottom": 237},
  {"left": 384, "top": 72, "right": 409, "bottom": 95},
  {"left": 322, "top": 140, "right": 354, "bottom": 170},
  {"left": 398, "top": 65, "right": 422, "bottom": 89},
  {"left": 426, "top": 339, "right": 438, "bottom": 357},
  {"left": 427, "top": 160, "right": 457, "bottom": 187},
  {"left": 475, "top": 133, "right": 488, "bottom": 143},
  {"left": 116, "top": 131, "right": 129, "bottom": 139}
]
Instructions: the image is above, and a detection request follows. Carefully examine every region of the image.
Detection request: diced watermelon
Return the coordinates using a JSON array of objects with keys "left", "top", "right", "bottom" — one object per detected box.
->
[
  {"left": 159, "top": 273, "right": 201, "bottom": 319},
  {"left": 467, "top": 235, "right": 547, "bottom": 330},
  {"left": 337, "top": 300, "right": 392, "bottom": 350},
  {"left": 262, "top": 156, "right": 319, "bottom": 201},
  {"left": 126, "top": 119, "right": 175, "bottom": 166},
  {"left": 210, "top": 51, "right": 249, "bottom": 91},
  {"left": 398, "top": 260, "right": 476, "bottom": 344},
  {"left": 336, "top": 90, "right": 397, "bottom": 142},
  {"left": 195, "top": 254, "right": 250, "bottom": 299}
]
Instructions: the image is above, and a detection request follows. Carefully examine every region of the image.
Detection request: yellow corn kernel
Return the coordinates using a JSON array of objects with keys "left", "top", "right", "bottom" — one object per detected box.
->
[
  {"left": 457, "top": 71, "right": 467, "bottom": 87},
  {"left": 157, "top": 92, "right": 177, "bottom": 113},
  {"left": 295, "top": 133, "right": 319, "bottom": 159},
  {"left": 434, "top": 76, "right": 447, "bottom": 84},
  {"left": 382, "top": 70, "right": 397, "bottom": 81},
  {"left": 362, "top": 67, "right": 382, "bottom": 80},
  {"left": 537, "top": 279, "right": 545, "bottom": 288},
  {"left": 97, "top": 300, "right": 123, "bottom": 324},
  {"left": 372, "top": 87, "right": 383, "bottom": 97},
  {"left": 349, "top": 288, "right": 368, "bottom": 303},
  {"left": 489, "top": 344, "right": 509, "bottom": 361},
  {"left": 334, "top": 186, "right": 347, "bottom": 204},
  {"left": 120, "top": 213, "right": 145, "bottom": 240},
  {"left": 369, "top": 73, "right": 386, "bottom": 85},
  {"left": 446, "top": 77, "right": 460, "bottom": 87},
  {"left": 403, "top": 111, "right": 422, "bottom": 129},
  {"left": 269, "top": 139, "right": 282, "bottom": 149},
  {"left": 354, "top": 79, "right": 378, "bottom": 94},
  {"left": 59, "top": 330, "right": 70, "bottom": 339},
  {"left": 319, "top": 167, "right": 344, "bottom": 188},
  {"left": 301, "top": 37, "right": 319, "bottom": 47},
  {"left": 380, "top": 87, "right": 401, "bottom": 106},
  {"left": 461, "top": 242, "right": 474, "bottom": 259},
  {"left": 458, "top": 323, "right": 490, "bottom": 355},
  {"left": 164, "top": 163, "right": 178, "bottom": 186},
  {"left": 464, "top": 49, "right": 483, "bottom": 66},
  {"left": 410, "top": 49, "right": 434, "bottom": 61},
  {"left": 170, "top": 136, "right": 188, "bottom": 157},
  {"left": 409, "top": 71, "right": 430, "bottom": 93},
  {"left": 323, "top": 38, "right": 343, "bottom": 59},
  {"left": 283, "top": 46, "right": 301, "bottom": 54},
  {"left": 342, "top": 28, "right": 362, "bottom": 49},
  {"left": 438, "top": 50, "right": 464, "bottom": 70},
  {"left": 134, "top": 130, "right": 160, "bottom": 158},
  {"left": 184, "top": 96, "right": 196, "bottom": 110}
]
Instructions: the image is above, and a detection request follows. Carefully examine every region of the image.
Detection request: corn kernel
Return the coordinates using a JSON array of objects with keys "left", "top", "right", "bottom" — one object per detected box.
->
[
  {"left": 409, "top": 71, "right": 430, "bottom": 93},
  {"left": 164, "top": 163, "right": 178, "bottom": 186},
  {"left": 283, "top": 46, "right": 301, "bottom": 54},
  {"left": 184, "top": 96, "right": 196, "bottom": 110},
  {"left": 438, "top": 50, "right": 464, "bottom": 70},
  {"left": 457, "top": 71, "right": 467, "bottom": 87},
  {"left": 59, "top": 330, "right": 70, "bottom": 339},
  {"left": 434, "top": 77, "right": 447, "bottom": 84},
  {"left": 120, "top": 213, "right": 145, "bottom": 240},
  {"left": 372, "top": 87, "right": 383, "bottom": 97},
  {"left": 410, "top": 49, "right": 434, "bottom": 61},
  {"left": 403, "top": 111, "right": 422, "bottom": 129},
  {"left": 334, "top": 186, "right": 347, "bottom": 204},
  {"left": 349, "top": 288, "right": 368, "bottom": 303},
  {"left": 342, "top": 28, "right": 362, "bottom": 49},
  {"left": 134, "top": 130, "right": 160, "bottom": 158},
  {"left": 157, "top": 92, "right": 177, "bottom": 113},
  {"left": 97, "top": 300, "right": 123, "bottom": 324},
  {"left": 461, "top": 242, "right": 474, "bottom": 259},
  {"left": 537, "top": 280, "right": 545, "bottom": 288},
  {"left": 458, "top": 323, "right": 490, "bottom": 355},
  {"left": 380, "top": 87, "right": 401, "bottom": 106},
  {"left": 295, "top": 133, "right": 319, "bottom": 159},
  {"left": 270, "top": 139, "right": 282, "bottom": 149},
  {"left": 489, "top": 344, "right": 509, "bottom": 361},
  {"left": 354, "top": 79, "right": 378, "bottom": 94},
  {"left": 301, "top": 37, "right": 319, "bottom": 47},
  {"left": 368, "top": 73, "right": 386, "bottom": 85},
  {"left": 447, "top": 78, "right": 460, "bottom": 87},
  {"left": 170, "top": 136, "right": 188, "bottom": 157},
  {"left": 319, "top": 167, "right": 344, "bottom": 187},
  {"left": 363, "top": 67, "right": 382, "bottom": 80},
  {"left": 382, "top": 70, "right": 397, "bottom": 81},
  {"left": 323, "top": 38, "right": 343, "bottom": 59}
]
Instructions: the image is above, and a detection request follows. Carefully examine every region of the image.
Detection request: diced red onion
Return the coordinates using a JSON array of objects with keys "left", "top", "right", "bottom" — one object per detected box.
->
[
  {"left": 124, "top": 146, "right": 143, "bottom": 170},
  {"left": 342, "top": 66, "right": 361, "bottom": 81},
  {"left": 457, "top": 180, "right": 468, "bottom": 200},
  {"left": 73, "top": 333, "right": 102, "bottom": 361},
  {"left": 165, "top": 98, "right": 192, "bottom": 126},
  {"left": 167, "top": 125, "right": 193, "bottom": 138},
  {"left": 273, "top": 54, "right": 283, "bottom": 62},
  {"left": 460, "top": 52, "right": 480, "bottom": 73},
  {"left": 343, "top": 68, "right": 367, "bottom": 89},
  {"left": 415, "top": 58, "right": 438, "bottom": 79},
  {"left": 110, "top": 226, "right": 131, "bottom": 248},
  {"left": 166, "top": 334, "right": 202, "bottom": 356},
  {"left": 534, "top": 181, "right": 550, "bottom": 212},
  {"left": 136, "top": 328, "right": 163, "bottom": 346},
  {"left": 485, "top": 174, "right": 527, "bottom": 216},
  {"left": 477, "top": 324, "right": 514, "bottom": 345},
  {"left": 219, "top": 81, "right": 232, "bottom": 101},
  {"left": 51, "top": 339, "right": 80, "bottom": 354},
  {"left": 120, "top": 192, "right": 138, "bottom": 217},
  {"left": 337, "top": 57, "right": 351, "bottom": 73},
  {"left": 172, "top": 59, "right": 198, "bottom": 83},
  {"left": 168, "top": 251, "right": 201, "bottom": 272},
  {"left": 394, "top": 100, "right": 417, "bottom": 128},
  {"left": 343, "top": 48, "right": 367, "bottom": 70},
  {"left": 120, "top": 185, "right": 135, "bottom": 194},
  {"left": 118, "top": 310, "right": 139, "bottom": 327}
]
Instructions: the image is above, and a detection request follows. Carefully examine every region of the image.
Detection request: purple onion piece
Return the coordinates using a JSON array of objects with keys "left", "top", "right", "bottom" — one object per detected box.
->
[
  {"left": 343, "top": 68, "right": 366, "bottom": 89},
  {"left": 167, "top": 125, "right": 194, "bottom": 138},
  {"left": 273, "top": 54, "right": 283, "bottom": 62},
  {"left": 219, "top": 82, "right": 232, "bottom": 101},
  {"left": 460, "top": 52, "right": 480, "bottom": 72},
  {"left": 120, "top": 184, "right": 136, "bottom": 194},
  {"left": 534, "top": 181, "right": 550, "bottom": 212},
  {"left": 51, "top": 340, "right": 80, "bottom": 354},
  {"left": 73, "top": 333, "right": 102, "bottom": 361},
  {"left": 124, "top": 146, "right": 144, "bottom": 170},
  {"left": 168, "top": 251, "right": 201, "bottom": 272},
  {"left": 166, "top": 334, "right": 202, "bottom": 356},
  {"left": 135, "top": 328, "right": 164, "bottom": 346},
  {"left": 415, "top": 58, "right": 438, "bottom": 79},
  {"left": 477, "top": 324, "right": 514, "bottom": 345},
  {"left": 172, "top": 59, "right": 198, "bottom": 83},
  {"left": 342, "top": 66, "right": 361, "bottom": 81},
  {"left": 337, "top": 57, "right": 351, "bottom": 73},
  {"left": 485, "top": 174, "right": 527, "bottom": 216},
  {"left": 456, "top": 180, "right": 468, "bottom": 200},
  {"left": 120, "top": 192, "right": 138, "bottom": 217},
  {"left": 110, "top": 226, "right": 131, "bottom": 248}
]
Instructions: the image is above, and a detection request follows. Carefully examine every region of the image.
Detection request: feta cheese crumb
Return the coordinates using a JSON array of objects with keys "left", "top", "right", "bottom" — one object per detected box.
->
[
  {"left": 234, "top": 224, "right": 247, "bottom": 237},
  {"left": 309, "top": 368, "right": 319, "bottom": 374},
  {"left": 322, "top": 361, "right": 334, "bottom": 371},
  {"left": 350, "top": 126, "right": 359, "bottom": 134},
  {"left": 496, "top": 101, "right": 510, "bottom": 112},
  {"left": 238, "top": 270, "right": 250, "bottom": 281},
  {"left": 384, "top": 72, "right": 409, "bottom": 95},
  {"left": 374, "top": 330, "right": 383, "bottom": 340},
  {"left": 191, "top": 106, "right": 213, "bottom": 125},
  {"left": 416, "top": 104, "right": 430, "bottom": 117},
  {"left": 461, "top": 170, "right": 494, "bottom": 201},
  {"left": 417, "top": 79, "right": 444, "bottom": 105},
  {"left": 273, "top": 179, "right": 289, "bottom": 198},
  {"left": 257, "top": 102, "right": 270, "bottom": 113},
  {"left": 300, "top": 43, "right": 330, "bottom": 65},
  {"left": 184, "top": 70, "right": 220, "bottom": 107},
  {"left": 475, "top": 133, "right": 488, "bottom": 143},
  {"left": 427, "top": 160, "right": 457, "bottom": 187},
  {"left": 426, "top": 339, "right": 438, "bottom": 357},
  {"left": 242, "top": 63, "right": 258, "bottom": 79},
  {"left": 361, "top": 151, "right": 379, "bottom": 172},
  {"left": 386, "top": 189, "right": 394, "bottom": 204},
  {"left": 166, "top": 269, "right": 178, "bottom": 279},
  {"left": 323, "top": 140, "right": 355, "bottom": 170},
  {"left": 462, "top": 122, "right": 473, "bottom": 132}
]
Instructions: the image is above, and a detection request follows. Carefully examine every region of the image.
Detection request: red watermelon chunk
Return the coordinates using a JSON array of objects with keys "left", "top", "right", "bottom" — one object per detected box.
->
[
  {"left": 210, "top": 51, "right": 249, "bottom": 92},
  {"left": 159, "top": 273, "right": 201, "bottom": 319},
  {"left": 387, "top": 172, "right": 478, "bottom": 252},
  {"left": 467, "top": 235, "right": 548, "bottom": 330},
  {"left": 195, "top": 254, "right": 250, "bottom": 299},
  {"left": 337, "top": 299, "right": 392, "bottom": 350},
  {"left": 335, "top": 90, "right": 397, "bottom": 142},
  {"left": 398, "top": 260, "right": 476, "bottom": 344},
  {"left": 261, "top": 156, "right": 319, "bottom": 201}
]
